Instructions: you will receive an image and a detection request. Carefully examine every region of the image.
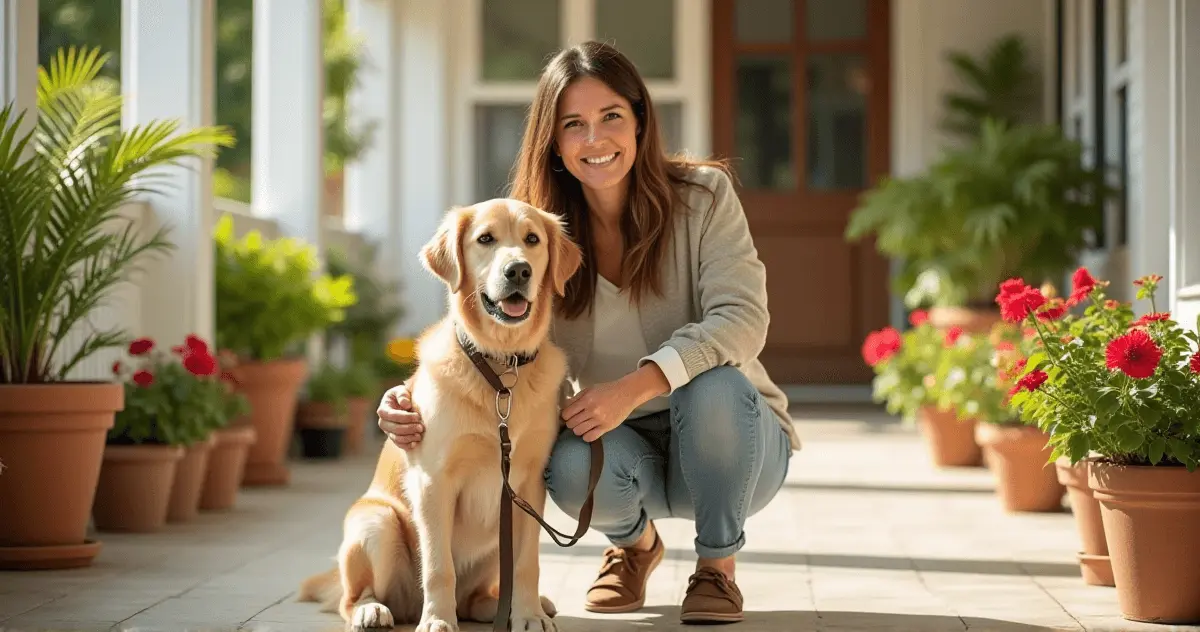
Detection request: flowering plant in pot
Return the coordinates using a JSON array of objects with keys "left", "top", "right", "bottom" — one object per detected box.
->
[
  {"left": 1005, "top": 270, "right": 1200, "bottom": 623},
  {"left": 295, "top": 362, "right": 351, "bottom": 459},
  {"left": 932, "top": 319, "right": 1064, "bottom": 510},
  {"left": 862, "top": 312, "right": 979, "bottom": 466},
  {"left": 97, "top": 335, "right": 246, "bottom": 532},
  {"left": 213, "top": 214, "right": 356, "bottom": 485},
  {"left": 340, "top": 361, "right": 379, "bottom": 454},
  {"left": 0, "top": 47, "right": 232, "bottom": 569}
]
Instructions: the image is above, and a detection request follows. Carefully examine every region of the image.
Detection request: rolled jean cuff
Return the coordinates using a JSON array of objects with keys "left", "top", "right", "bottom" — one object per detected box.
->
[
  {"left": 695, "top": 532, "right": 746, "bottom": 559},
  {"left": 607, "top": 512, "right": 650, "bottom": 548}
]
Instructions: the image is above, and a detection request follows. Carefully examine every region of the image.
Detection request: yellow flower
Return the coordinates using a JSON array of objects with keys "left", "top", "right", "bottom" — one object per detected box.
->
[{"left": 387, "top": 338, "right": 416, "bottom": 364}]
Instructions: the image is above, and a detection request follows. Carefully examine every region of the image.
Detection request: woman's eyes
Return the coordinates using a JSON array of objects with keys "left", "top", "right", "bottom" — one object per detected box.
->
[{"left": 563, "top": 112, "right": 622, "bottom": 129}]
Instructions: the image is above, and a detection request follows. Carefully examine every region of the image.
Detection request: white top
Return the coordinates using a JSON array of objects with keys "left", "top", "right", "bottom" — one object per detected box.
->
[{"left": 576, "top": 275, "right": 690, "bottom": 419}]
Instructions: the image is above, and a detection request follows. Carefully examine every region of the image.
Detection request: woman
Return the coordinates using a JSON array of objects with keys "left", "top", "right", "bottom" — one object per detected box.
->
[{"left": 377, "top": 40, "right": 801, "bottom": 625}]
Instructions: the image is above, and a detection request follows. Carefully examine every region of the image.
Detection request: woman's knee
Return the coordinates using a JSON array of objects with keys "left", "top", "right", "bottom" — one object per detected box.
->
[
  {"left": 544, "top": 430, "right": 595, "bottom": 518},
  {"left": 669, "top": 366, "right": 761, "bottom": 469}
]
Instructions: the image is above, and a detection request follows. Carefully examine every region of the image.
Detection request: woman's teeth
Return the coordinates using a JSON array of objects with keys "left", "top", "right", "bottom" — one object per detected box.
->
[{"left": 583, "top": 153, "right": 617, "bottom": 165}]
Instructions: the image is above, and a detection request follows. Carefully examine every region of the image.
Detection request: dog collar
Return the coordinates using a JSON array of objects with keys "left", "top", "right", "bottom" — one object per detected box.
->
[{"left": 454, "top": 325, "right": 538, "bottom": 370}]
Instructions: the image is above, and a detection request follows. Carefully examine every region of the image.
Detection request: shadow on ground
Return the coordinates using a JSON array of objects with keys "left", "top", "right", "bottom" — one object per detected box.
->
[
  {"left": 540, "top": 543, "right": 1079, "bottom": 578},
  {"left": 449, "top": 607, "right": 1063, "bottom": 631}
]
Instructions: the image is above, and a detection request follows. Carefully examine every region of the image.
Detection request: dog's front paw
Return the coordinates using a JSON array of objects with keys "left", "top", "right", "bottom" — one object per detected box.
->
[
  {"left": 511, "top": 604, "right": 558, "bottom": 632},
  {"left": 539, "top": 595, "right": 557, "bottom": 618},
  {"left": 350, "top": 602, "right": 394, "bottom": 631},
  {"left": 415, "top": 612, "right": 458, "bottom": 632}
]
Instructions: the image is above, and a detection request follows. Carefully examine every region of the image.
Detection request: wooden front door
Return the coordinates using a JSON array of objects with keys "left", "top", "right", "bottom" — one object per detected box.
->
[{"left": 712, "top": 0, "right": 892, "bottom": 385}]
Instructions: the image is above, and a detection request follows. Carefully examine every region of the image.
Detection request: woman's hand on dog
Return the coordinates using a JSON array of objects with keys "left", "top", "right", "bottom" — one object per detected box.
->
[
  {"left": 378, "top": 385, "right": 425, "bottom": 450},
  {"left": 561, "top": 381, "right": 639, "bottom": 442}
]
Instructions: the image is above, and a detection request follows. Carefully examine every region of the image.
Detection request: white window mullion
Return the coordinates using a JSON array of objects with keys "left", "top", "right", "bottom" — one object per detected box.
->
[
  {"left": 565, "top": 0, "right": 594, "bottom": 46},
  {"left": 1, "top": 0, "right": 37, "bottom": 141}
]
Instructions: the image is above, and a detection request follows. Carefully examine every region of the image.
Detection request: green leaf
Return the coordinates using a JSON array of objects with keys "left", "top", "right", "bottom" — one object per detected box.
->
[
  {"left": 1148, "top": 437, "right": 1167, "bottom": 465},
  {"left": 1096, "top": 390, "right": 1121, "bottom": 415},
  {"left": 1068, "top": 433, "right": 1091, "bottom": 461},
  {"left": 1168, "top": 439, "right": 1193, "bottom": 463},
  {"left": 1116, "top": 424, "right": 1144, "bottom": 453}
]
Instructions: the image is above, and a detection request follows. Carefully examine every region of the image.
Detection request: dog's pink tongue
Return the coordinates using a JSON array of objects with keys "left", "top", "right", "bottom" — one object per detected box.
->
[{"left": 500, "top": 298, "right": 529, "bottom": 317}]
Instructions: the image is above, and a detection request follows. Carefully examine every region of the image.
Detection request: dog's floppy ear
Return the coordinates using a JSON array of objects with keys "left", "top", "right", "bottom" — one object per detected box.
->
[
  {"left": 539, "top": 210, "right": 583, "bottom": 297},
  {"left": 420, "top": 207, "right": 474, "bottom": 293}
]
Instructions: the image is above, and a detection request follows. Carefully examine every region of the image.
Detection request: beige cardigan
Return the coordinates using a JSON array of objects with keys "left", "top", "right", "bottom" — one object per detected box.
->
[{"left": 551, "top": 165, "right": 802, "bottom": 453}]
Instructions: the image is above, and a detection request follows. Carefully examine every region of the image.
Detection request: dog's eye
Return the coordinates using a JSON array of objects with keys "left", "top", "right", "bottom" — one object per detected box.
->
[
  {"left": 525, "top": 233, "right": 540, "bottom": 245},
  {"left": 477, "top": 233, "right": 494, "bottom": 244}
]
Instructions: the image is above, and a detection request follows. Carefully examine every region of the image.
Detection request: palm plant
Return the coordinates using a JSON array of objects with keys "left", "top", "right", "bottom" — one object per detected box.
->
[{"left": 0, "top": 47, "right": 234, "bottom": 384}]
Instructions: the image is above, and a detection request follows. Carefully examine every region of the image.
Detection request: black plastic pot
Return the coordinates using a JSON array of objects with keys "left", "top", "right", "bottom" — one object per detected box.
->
[{"left": 298, "top": 427, "right": 345, "bottom": 459}]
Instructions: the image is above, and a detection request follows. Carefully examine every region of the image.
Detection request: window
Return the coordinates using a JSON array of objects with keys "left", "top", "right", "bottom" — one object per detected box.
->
[{"left": 460, "top": 0, "right": 702, "bottom": 204}]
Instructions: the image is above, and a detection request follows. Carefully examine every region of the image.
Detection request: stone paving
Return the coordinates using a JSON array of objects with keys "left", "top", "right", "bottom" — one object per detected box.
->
[{"left": 1, "top": 405, "right": 1197, "bottom": 632}]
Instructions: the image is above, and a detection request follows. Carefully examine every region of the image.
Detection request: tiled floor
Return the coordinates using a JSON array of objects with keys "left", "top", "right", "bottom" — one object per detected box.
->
[{"left": 0, "top": 405, "right": 1195, "bottom": 632}]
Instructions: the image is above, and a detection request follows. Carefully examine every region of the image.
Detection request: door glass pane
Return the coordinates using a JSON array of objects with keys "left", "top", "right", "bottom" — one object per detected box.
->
[
  {"left": 481, "top": 0, "right": 560, "bottom": 81},
  {"left": 806, "top": 54, "right": 867, "bottom": 190},
  {"left": 656, "top": 102, "right": 683, "bottom": 154},
  {"left": 735, "top": 56, "right": 794, "bottom": 190},
  {"left": 806, "top": 0, "right": 867, "bottom": 41},
  {"left": 595, "top": 0, "right": 674, "bottom": 79},
  {"left": 475, "top": 104, "right": 529, "bottom": 199},
  {"left": 735, "top": 0, "right": 792, "bottom": 43}
]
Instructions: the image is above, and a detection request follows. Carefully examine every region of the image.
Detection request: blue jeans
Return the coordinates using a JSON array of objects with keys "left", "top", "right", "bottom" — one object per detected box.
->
[{"left": 544, "top": 366, "right": 792, "bottom": 559}]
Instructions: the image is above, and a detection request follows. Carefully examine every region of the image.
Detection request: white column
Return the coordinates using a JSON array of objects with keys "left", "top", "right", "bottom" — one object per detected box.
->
[
  {"left": 1128, "top": 0, "right": 1173, "bottom": 308},
  {"left": 397, "top": 0, "right": 452, "bottom": 335},
  {"left": 252, "top": 0, "right": 325, "bottom": 246},
  {"left": 344, "top": 0, "right": 402, "bottom": 336},
  {"left": 1, "top": 0, "right": 37, "bottom": 138},
  {"left": 122, "top": 0, "right": 218, "bottom": 346}
]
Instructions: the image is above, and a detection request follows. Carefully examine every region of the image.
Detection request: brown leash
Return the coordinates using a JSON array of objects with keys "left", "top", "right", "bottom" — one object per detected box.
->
[{"left": 455, "top": 328, "right": 604, "bottom": 632}]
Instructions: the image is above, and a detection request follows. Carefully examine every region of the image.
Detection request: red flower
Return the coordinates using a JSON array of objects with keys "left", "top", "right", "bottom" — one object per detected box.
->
[
  {"left": 132, "top": 370, "right": 155, "bottom": 387},
  {"left": 1106, "top": 329, "right": 1163, "bottom": 379},
  {"left": 185, "top": 334, "right": 209, "bottom": 353},
  {"left": 944, "top": 326, "right": 964, "bottom": 346},
  {"left": 996, "top": 281, "right": 1047, "bottom": 323},
  {"left": 1131, "top": 312, "right": 1171, "bottom": 328},
  {"left": 909, "top": 310, "right": 929, "bottom": 327},
  {"left": 995, "top": 341, "right": 1014, "bottom": 352},
  {"left": 184, "top": 351, "right": 218, "bottom": 377},
  {"left": 171, "top": 345, "right": 188, "bottom": 356},
  {"left": 1017, "top": 369, "right": 1048, "bottom": 392},
  {"left": 1068, "top": 267, "right": 1097, "bottom": 305},
  {"left": 1036, "top": 298, "right": 1067, "bottom": 322},
  {"left": 862, "top": 327, "right": 902, "bottom": 367},
  {"left": 128, "top": 338, "right": 155, "bottom": 356},
  {"left": 1190, "top": 353, "right": 1200, "bottom": 374},
  {"left": 112, "top": 361, "right": 122, "bottom": 375},
  {"left": 1133, "top": 274, "right": 1163, "bottom": 287},
  {"left": 1104, "top": 300, "right": 1121, "bottom": 310}
]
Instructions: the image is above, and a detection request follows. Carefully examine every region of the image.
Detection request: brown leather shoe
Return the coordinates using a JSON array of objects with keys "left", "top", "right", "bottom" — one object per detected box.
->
[
  {"left": 583, "top": 529, "right": 665, "bottom": 613},
  {"left": 680, "top": 567, "right": 744, "bottom": 624}
]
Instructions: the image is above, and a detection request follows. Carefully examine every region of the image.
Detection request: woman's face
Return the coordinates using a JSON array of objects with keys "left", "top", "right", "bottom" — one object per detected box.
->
[{"left": 553, "top": 76, "right": 639, "bottom": 196}]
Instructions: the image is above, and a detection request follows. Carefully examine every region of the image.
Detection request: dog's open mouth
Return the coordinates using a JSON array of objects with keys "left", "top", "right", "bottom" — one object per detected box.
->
[{"left": 482, "top": 292, "right": 532, "bottom": 323}]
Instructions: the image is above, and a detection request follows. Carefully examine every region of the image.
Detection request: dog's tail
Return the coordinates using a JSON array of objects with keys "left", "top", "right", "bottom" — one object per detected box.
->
[{"left": 298, "top": 566, "right": 342, "bottom": 613}]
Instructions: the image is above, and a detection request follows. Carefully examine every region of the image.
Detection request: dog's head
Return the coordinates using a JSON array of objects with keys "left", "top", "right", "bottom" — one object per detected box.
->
[{"left": 421, "top": 199, "right": 583, "bottom": 351}]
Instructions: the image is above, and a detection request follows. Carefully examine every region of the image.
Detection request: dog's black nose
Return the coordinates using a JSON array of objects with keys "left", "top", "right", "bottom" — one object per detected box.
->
[{"left": 504, "top": 260, "right": 532, "bottom": 284}]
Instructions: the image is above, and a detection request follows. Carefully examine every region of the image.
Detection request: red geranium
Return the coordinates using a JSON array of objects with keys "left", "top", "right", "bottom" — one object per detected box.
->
[
  {"left": 1016, "top": 369, "right": 1048, "bottom": 392},
  {"left": 1131, "top": 312, "right": 1171, "bottom": 328},
  {"left": 909, "top": 310, "right": 929, "bottom": 327},
  {"left": 184, "top": 351, "right": 218, "bottom": 377},
  {"left": 995, "top": 280, "right": 1047, "bottom": 323},
  {"left": 1036, "top": 298, "right": 1067, "bottom": 322},
  {"left": 132, "top": 370, "right": 155, "bottom": 387},
  {"left": 944, "top": 326, "right": 963, "bottom": 346},
  {"left": 1191, "top": 353, "right": 1200, "bottom": 374},
  {"left": 861, "top": 327, "right": 902, "bottom": 367},
  {"left": 1105, "top": 329, "right": 1163, "bottom": 379},
  {"left": 128, "top": 337, "right": 154, "bottom": 355},
  {"left": 1068, "top": 267, "right": 1097, "bottom": 305}
]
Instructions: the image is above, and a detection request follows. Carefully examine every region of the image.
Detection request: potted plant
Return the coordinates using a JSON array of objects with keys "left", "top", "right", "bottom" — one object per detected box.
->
[
  {"left": 295, "top": 363, "right": 350, "bottom": 459},
  {"left": 932, "top": 317, "right": 1065, "bottom": 511},
  {"left": 213, "top": 214, "right": 356, "bottom": 486},
  {"left": 1006, "top": 271, "right": 1200, "bottom": 623},
  {"left": 0, "top": 47, "right": 231, "bottom": 569},
  {"left": 198, "top": 361, "right": 258, "bottom": 512},
  {"left": 162, "top": 335, "right": 250, "bottom": 522},
  {"left": 341, "top": 361, "right": 379, "bottom": 455},
  {"left": 863, "top": 312, "right": 981, "bottom": 467}
]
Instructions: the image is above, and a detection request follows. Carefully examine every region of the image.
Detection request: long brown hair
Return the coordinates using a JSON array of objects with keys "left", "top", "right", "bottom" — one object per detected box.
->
[{"left": 509, "top": 40, "right": 728, "bottom": 320}]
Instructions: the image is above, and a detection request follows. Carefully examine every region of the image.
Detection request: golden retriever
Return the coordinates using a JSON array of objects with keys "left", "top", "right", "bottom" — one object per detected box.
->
[{"left": 299, "top": 199, "right": 583, "bottom": 632}]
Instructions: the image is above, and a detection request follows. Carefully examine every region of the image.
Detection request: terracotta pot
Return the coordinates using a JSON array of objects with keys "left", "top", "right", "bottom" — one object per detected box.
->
[
  {"left": 975, "top": 423, "right": 1064, "bottom": 512},
  {"left": 0, "top": 383, "right": 121, "bottom": 570},
  {"left": 167, "top": 434, "right": 217, "bottom": 523},
  {"left": 199, "top": 425, "right": 257, "bottom": 511},
  {"left": 1055, "top": 457, "right": 1113, "bottom": 586},
  {"left": 1089, "top": 460, "right": 1200, "bottom": 624},
  {"left": 928, "top": 306, "right": 1003, "bottom": 334},
  {"left": 230, "top": 358, "right": 308, "bottom": 486},
  {"left": 344, "top": 397, "right": 372, "bottom": 455},
  {"left": 92, "top": 444, "right": 184, "bottom": 532},
  {"left": 917, "top": 406, "right": 983, "bottom": 467}
]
